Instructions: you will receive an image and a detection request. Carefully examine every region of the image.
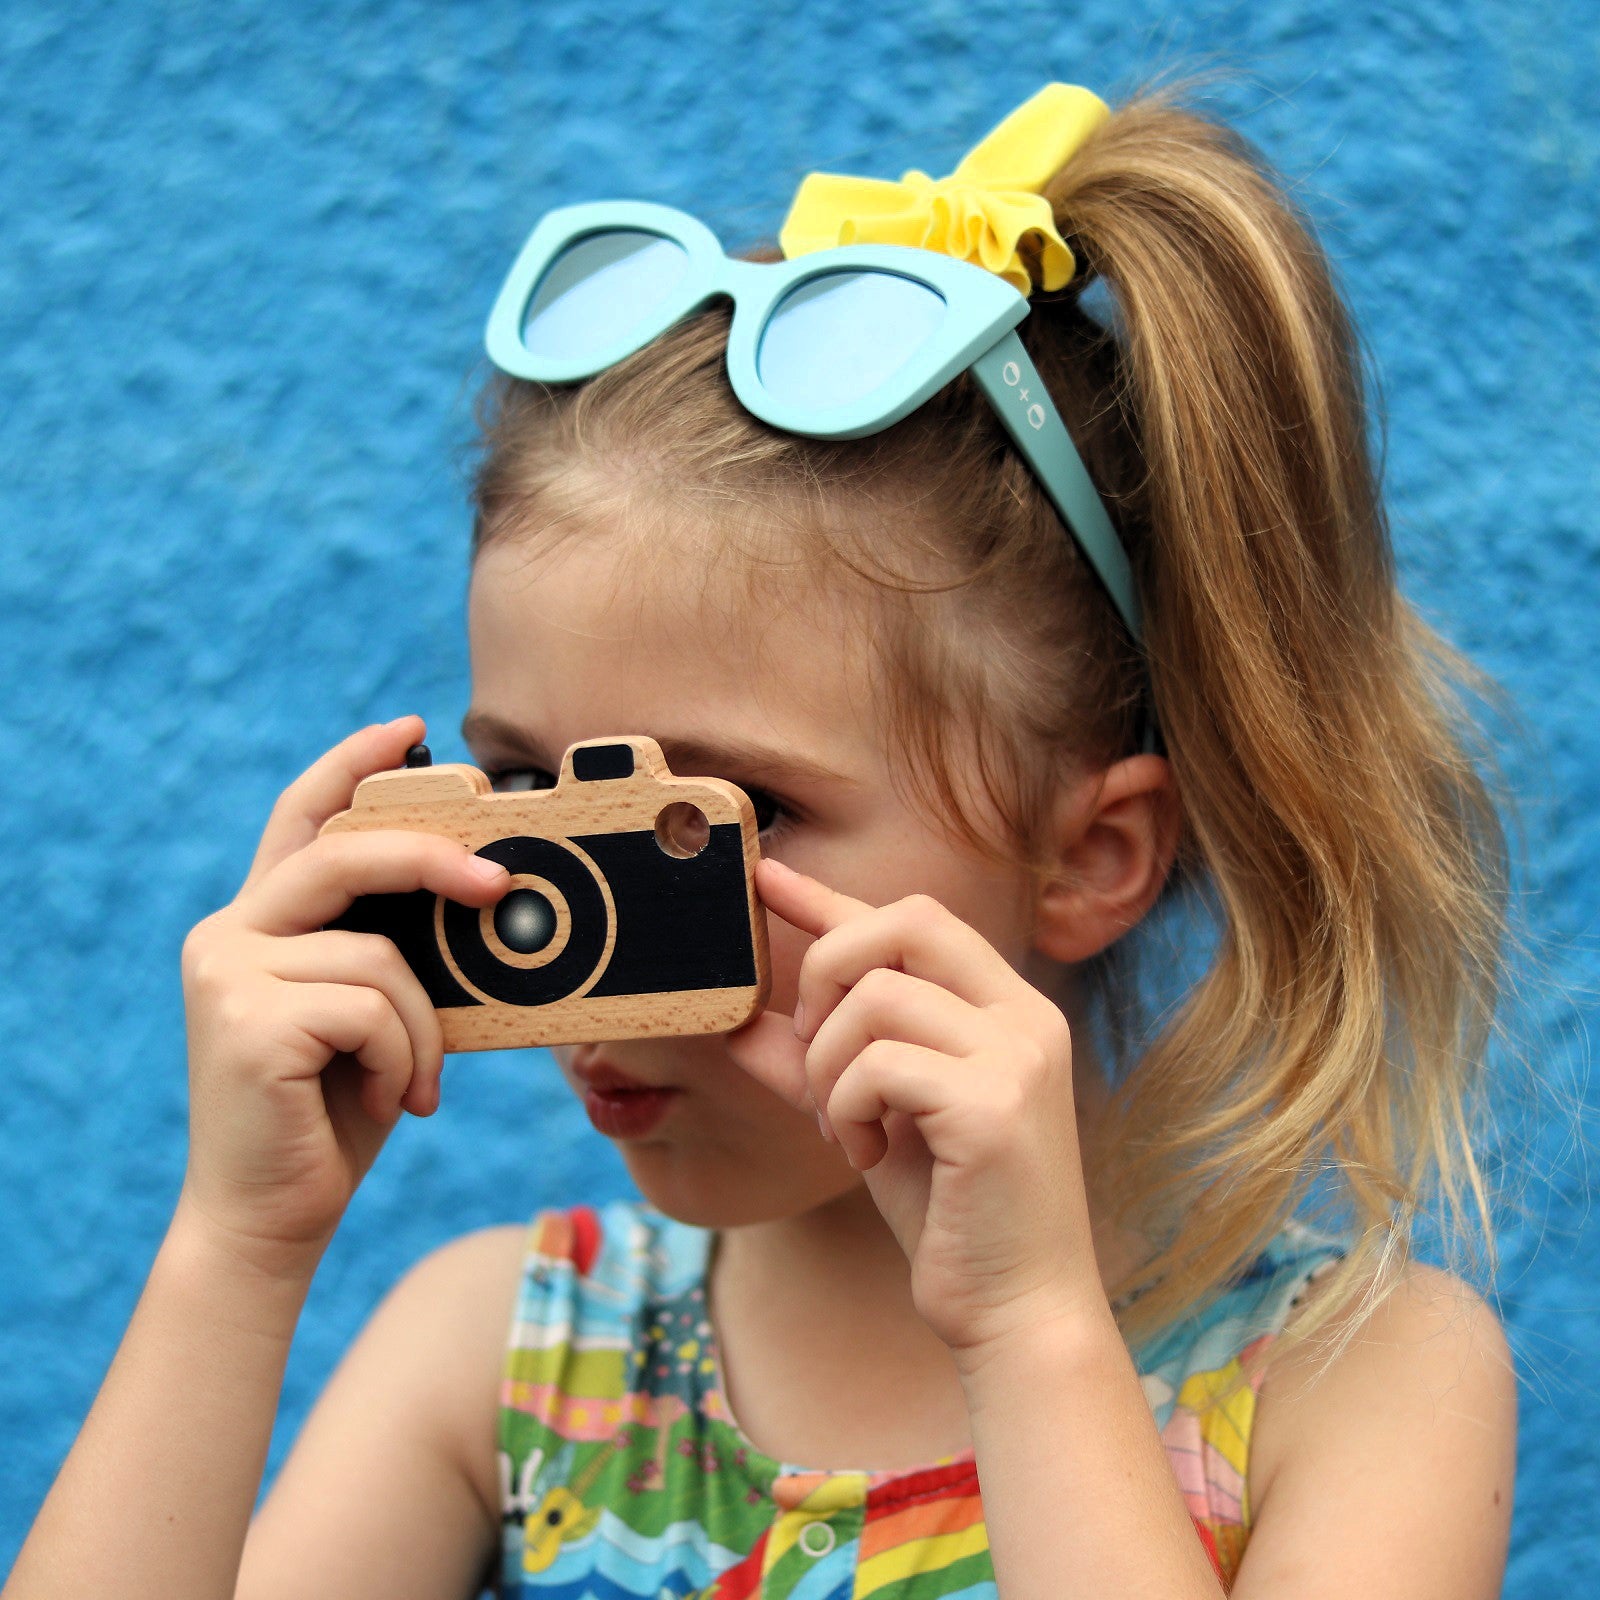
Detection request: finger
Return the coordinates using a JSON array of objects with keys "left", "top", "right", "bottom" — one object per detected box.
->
[
  {"left": 237, "top": 828, "right": 510, "bottom": 939},
  {"left": 721, "top": 1006, "right": 812, "bottom": 1109},
  {"left": 754, "top": 858, "right": 877, "bottom": 935},
  {"left": 243, "top": 717, "right": 427, "bottom": 892},
  {"left": 794, "top": 891, "right": 1020, "bottom": 1046},
  {"left": 264, "top": 929, "right": 446, "bottom": 1116},
  {"left": 804, "top": 965, "right": 985, "bottom": 1131},
  {"left": 292, "top": 981, "right": 416, "bottom": 1125},
  {"left": 825, "top": 1038, "right": 956, "bottom": 1171}
]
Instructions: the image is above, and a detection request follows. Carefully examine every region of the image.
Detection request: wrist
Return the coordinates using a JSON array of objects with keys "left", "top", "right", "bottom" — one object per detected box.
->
[
  {"left": 164, "top": 1190, "right": 327, "bottom": 1335},
  {"left": 951, "top": 1287, "right": 1125, "bottom": 1391}
]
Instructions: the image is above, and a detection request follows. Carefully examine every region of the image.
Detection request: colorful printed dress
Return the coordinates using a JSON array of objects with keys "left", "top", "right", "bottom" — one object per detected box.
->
[{"left": 494, "top": 1197, "right": 1343, "bottom": 1597}]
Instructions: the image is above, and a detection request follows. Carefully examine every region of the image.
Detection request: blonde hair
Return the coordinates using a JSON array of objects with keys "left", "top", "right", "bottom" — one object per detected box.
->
[{"left": 466, "top": 87, "right": 1511, "bottom": 1351}]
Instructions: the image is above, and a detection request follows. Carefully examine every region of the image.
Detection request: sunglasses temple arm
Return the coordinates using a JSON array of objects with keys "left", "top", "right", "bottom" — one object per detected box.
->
[
  {"left": 969, "top": 331, "right": 1144, "bottom": 647},
  {"left": 970, "top": 333, "right": 1157, "bottom": 755}
]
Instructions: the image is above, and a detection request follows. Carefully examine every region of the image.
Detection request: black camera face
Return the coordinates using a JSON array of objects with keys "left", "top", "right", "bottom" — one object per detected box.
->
[
  {"left": 435, "top": 815, "right": 755, "bottom": 1008},
  {"left": 439, "top": 831, "right": 614, "bottom": 1007},
  {"left": 319, "top": 736, "right": 770, "bottom": 1050}
]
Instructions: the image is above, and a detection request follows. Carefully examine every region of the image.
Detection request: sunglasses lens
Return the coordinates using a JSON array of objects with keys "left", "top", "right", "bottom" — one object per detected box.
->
[
  {"left": 758, "top": 270, "right": 945, "bottom": 408},
  {"left": 520, "top": 230, "right": 690, "bottom": 360}
]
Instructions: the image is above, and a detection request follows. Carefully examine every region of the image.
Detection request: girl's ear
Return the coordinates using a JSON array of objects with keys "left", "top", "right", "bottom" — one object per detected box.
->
[{"left": 1031, "top": 754, "right": 1181, "bottom": 964}]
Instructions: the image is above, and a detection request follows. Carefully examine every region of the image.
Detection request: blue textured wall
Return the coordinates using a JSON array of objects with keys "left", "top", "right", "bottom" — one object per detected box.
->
[{"left": 3, "top": 1, "right": 1596, "bottom": 1586}]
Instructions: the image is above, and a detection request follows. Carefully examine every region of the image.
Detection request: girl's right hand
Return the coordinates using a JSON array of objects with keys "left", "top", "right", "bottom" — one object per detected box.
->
[{"left": 176, "top": 715, "right": 511, "bottom": 1261}]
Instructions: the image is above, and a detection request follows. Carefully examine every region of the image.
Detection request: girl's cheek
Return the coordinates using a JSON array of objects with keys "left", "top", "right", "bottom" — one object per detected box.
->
[{"left": 763, "top": 921, "right": 810, "bottom": 994}]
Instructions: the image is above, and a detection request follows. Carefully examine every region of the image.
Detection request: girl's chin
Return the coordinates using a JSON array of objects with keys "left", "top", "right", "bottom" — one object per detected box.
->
[{"left": 614, "top": 1144, "right": 866, "bottom": 1230}]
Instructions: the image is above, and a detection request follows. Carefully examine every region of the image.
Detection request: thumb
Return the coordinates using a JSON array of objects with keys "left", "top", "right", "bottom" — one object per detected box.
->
[{"left": 723, "top": 1007, "right": 813, "bottom": 1111}]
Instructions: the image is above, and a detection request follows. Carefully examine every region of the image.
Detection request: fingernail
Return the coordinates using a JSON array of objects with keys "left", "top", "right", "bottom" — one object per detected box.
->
[
  {"left": 470, "top": 857, "right": 510, "bottom": 883},
  {"left": 816, "top": 1110, "right": 832, "bottom": 1142},
  {"left": 793, "top": 1000, "right": 806, "bottom": 1037}
]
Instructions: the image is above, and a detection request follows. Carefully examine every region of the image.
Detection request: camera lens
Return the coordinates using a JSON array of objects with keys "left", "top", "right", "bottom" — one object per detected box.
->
[
  {"left": 494, "top": 887, "right": 558, "bottom": 954},
  {"left": 443, "top": 835, "right": 609, "bottom": 1005}
]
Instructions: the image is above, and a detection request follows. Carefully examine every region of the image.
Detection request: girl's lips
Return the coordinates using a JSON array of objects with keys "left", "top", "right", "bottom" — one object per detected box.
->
[
  {"left": 575, "top": 1059, "right": 674, "bottom": 1094},
  {"left": 581, "top": 1084, "right": 680, "bottom": 1139},
  {"left": 572, "top": 1053, "right": 683, "bottom": 1137}
]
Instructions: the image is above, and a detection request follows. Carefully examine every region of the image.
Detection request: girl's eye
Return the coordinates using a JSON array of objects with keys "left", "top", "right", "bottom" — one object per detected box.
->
[
  {"left": 737, "top": 785, "right": 793, "bottom": 839},
  {"left": 483, "top": 766, "right": 794, "bottom": 839},
  {"left": 486, "top": 765, "right": 558, "bottom": 793}
]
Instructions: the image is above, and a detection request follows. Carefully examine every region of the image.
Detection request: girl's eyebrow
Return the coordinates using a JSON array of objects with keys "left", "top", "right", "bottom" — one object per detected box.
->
[{"left": 458, "top": 708, "right": 857, "bottom": 789}]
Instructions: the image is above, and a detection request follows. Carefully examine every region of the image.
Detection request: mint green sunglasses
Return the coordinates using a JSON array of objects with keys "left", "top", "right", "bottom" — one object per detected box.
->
[{"left": 485, "top": 200, "right": 1142, "bottom": 645}]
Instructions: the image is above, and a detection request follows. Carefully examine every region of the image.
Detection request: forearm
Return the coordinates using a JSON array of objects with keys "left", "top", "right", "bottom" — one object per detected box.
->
[
  {"left": 4, "top": 1195, "right": 324, "bottom": 1600},
  {"left": 957, "top": 1302, "right": 1227, "bottom": 1600}
]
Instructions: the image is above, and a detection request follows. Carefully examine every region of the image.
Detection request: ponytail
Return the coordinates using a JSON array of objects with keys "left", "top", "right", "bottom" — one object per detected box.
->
[{"left": 1046, "top": 91, "right": 1509, "bottom": 1344}]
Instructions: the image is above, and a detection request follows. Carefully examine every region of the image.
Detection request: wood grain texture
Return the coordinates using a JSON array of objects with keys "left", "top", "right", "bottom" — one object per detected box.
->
[{"left": 317, "top": 736, "right": 771, "bottom": 1050}]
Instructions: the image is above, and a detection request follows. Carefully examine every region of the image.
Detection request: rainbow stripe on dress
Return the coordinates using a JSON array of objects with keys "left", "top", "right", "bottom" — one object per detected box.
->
[{"left": 495, "top": 1198, "right": 1343, "bottom": 1597}]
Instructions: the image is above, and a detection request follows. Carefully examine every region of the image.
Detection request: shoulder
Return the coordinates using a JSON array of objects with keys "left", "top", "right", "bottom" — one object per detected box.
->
[
  {"left": 1239, "top": 1261, "right": 1516, "bottom": 1596},
  {"left": 365, "top": 1221, "right": 530, "bottom": 1381},
  {"left": 389, "top": 1222, "right": 531, "bottom": 1402},
  {"left": 393, "top": 1221, "right": 531, "bottom": 1320},
  {"left": 411, "top": 1219, "right": 532, "bottom": 1278},
  {"left": 378, "top": 1223, "right": 539, "bottom": 1518},
  {"left": 358, "top": 1202, "right": 677, "bottom": 1529},
  {"left": 1250, "top": 1259, "right": 1516, "bottom": 1490}
]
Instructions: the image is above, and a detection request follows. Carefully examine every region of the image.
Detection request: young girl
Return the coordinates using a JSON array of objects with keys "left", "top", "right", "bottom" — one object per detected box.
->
[{"left": 6, "top": 82, "right": 1517, "bottom": 1599}]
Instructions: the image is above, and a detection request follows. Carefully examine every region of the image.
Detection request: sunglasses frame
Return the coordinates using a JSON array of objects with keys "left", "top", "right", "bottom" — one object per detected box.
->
[{"left": 485, "top": 199, "right": 1141, "bottom": 643}]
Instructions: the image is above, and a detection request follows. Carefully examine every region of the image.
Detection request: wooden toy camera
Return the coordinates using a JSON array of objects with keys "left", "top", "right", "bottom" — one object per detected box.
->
[{"left": 316, "top": 735, "right": 771, "bottom": 1051}]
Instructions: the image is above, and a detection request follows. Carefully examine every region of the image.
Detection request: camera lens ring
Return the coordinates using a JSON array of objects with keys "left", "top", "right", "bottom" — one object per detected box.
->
[{"left": 442, "top": 836, "right": 611, "bottom": 1006}]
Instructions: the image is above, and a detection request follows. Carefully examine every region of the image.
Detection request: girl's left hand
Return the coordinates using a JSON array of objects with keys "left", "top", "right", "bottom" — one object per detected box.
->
[{"left": 725, "top": 857, "right": 1107, "bottom": 1367}]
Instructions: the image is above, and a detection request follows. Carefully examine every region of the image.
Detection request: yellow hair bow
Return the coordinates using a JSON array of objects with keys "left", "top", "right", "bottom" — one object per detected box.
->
[{"left": 778, "top": 82, "right": 1109, "bottom": 297}]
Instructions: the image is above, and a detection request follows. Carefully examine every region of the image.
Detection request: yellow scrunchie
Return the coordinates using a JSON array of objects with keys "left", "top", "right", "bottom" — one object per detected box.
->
[{"left": 778, "top": 82, "right": 1109, "bottom": 297}]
